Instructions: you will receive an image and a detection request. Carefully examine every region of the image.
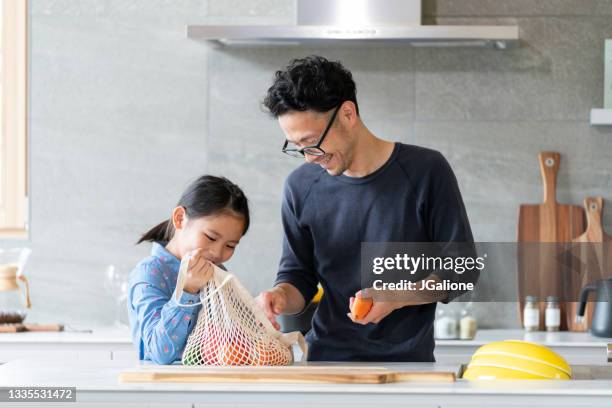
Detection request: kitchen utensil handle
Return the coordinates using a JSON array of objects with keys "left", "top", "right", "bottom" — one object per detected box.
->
[
  {"left": 24, "top": 324, "right": 64, "bottom": 332},
  {"left": 538, "top": 151, "right": 560, "bottom": 204},
  {"left": 17, "top": 274, "right": 31, "bottom": 309},
  {"left": 584, "top": 197, "right": 603, "bottom": 231},
  {"left": 577, "top": 283, "right": 597, "bottom": 319}
]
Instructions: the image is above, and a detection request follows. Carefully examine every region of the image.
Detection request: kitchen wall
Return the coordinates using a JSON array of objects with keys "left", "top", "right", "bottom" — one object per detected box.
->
[{"left": 21, "top": 0, "right": 612, "bottom": 328}]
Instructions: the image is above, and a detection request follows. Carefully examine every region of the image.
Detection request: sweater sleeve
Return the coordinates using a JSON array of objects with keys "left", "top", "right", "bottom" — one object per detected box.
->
[
  {"left": 128, "top": 261, "right": 201, "bottom": 364},
  {"left": 424, "top": 153, "right": 479, "bottom": 303},
  {"left": 274, "top": 179, "right": 319, "bottom": 311}
]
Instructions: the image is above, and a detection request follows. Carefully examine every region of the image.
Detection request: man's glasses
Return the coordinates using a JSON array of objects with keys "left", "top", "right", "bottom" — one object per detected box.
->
[{"left": 282, "top": 105, "right": 341, "bottom": 158}]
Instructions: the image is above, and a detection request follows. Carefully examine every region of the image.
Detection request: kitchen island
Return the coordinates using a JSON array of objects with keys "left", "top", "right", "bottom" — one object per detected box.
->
[{"left": 0, "top": 359, "right": 611, "bottom": 407}]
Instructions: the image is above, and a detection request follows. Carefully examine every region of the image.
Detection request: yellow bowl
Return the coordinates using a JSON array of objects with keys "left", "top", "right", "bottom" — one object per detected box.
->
[
  {"left": 468, "top": 355, "right": 570, "bottom": 380},
  {"left": 463, "top": 365, "right": 552, "bottom": 380},
  {"left": 471, "top": 340, "right": 571, "bottom": 375},
  {"left": 463, "top": 340, "right": 572, "bottom": 380}
]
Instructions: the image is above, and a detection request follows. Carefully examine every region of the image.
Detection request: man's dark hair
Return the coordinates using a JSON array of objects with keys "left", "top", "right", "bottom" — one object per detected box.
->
[{"left": 263, "top": 55, "right": 359, "bottom": 118}]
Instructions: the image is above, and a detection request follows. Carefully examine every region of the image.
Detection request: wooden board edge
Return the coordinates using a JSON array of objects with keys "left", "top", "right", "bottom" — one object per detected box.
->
[
  {"left": 119, "top": 371, "right": 391, "bottom": 384},
  {"left": 392, "top": 371, "right": 456, "bottom": 383}
]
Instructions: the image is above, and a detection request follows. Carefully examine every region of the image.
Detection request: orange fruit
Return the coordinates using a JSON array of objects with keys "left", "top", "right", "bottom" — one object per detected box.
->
[
  {"left": 252, "top": 341, "right": 279, "bottom": 366},
  {"left": 351, "top": 295, "right": 373, "bottom": 320},
  {"left": 220, "top": 338, "right": 252, "bottom": 366}
]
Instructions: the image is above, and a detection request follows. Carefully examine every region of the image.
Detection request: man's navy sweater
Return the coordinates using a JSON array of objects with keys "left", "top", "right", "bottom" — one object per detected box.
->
[{"left": 275, "top": 143, "right": 476, "bottom": 361}]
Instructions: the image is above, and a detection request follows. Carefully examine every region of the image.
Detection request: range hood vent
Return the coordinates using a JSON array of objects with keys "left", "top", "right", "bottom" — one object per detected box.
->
[{"left": 187, "top": 0, "right": 519, "bottom": 49}]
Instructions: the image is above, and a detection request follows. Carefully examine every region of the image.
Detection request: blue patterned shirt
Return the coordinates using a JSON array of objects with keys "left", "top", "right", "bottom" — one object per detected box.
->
[{"left": 127, "top": 242, "right": 201, "bottom": 364}]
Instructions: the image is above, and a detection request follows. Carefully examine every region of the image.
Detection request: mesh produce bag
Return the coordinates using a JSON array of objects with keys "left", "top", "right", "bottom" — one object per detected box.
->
[{"left": 174, "top": 253, "right": 307, "bottom": 366}]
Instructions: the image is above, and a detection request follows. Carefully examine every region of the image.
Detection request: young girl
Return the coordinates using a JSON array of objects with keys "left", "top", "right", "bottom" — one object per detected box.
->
[{"left": 127, "top": 175, "right": 250, "bottom": 364}]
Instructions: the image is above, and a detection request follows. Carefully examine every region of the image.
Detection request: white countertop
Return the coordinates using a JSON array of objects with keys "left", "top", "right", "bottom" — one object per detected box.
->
[
  {"left": 1, "top": 359, "right": 612, "bottom": 398},
  {"left": 0, "top": 326, "right": 132, "bottom": 344},
  {"left": 1, "top": 331, "right": 612, "bottom": 405},
  {"left": 436, "top": 329, "right": 612, "bottom": 348}
]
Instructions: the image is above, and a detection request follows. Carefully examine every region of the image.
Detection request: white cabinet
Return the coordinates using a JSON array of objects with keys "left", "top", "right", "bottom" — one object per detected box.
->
[{"left": 0, "top": 327, "right": 137, "bottom": 363}]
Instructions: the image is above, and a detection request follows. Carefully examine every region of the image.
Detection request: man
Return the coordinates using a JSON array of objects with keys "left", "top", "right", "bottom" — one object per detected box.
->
[{"left": 256, "top": 55, "right": 477, "bottom": 362}]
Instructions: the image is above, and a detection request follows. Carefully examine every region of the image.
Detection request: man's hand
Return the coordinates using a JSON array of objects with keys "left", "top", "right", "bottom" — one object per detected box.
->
[
  {"left": 256, "top": 283, "right": 307, "bottom": 331},
  {"left": 348, "top": 275, "right": 448, "bottom": 325},
  {"left": 255, "top": 287, "right": 288, "bottom": 330},
  {"left": 347, "top": 290, "right": 405, "bottom": 325}
]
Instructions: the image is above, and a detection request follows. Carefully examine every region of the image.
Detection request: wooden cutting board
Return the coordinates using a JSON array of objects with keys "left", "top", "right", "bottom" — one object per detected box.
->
[
  {"left": 517, "top": 152, "right": 585, "bottom": 330},
  {"left": 567, "top": 197, "right": 612, "bottom": 331},
  {"left": 119, "top": 366, "right": 456, "bottom": 384},
  {"left": 0, "top": 323, "right": 64, "bottom": 333}
]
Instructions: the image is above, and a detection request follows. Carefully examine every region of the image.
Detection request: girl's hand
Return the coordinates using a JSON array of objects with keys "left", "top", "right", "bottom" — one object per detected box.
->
[{"left": 182, "top": 248, "right": 214, "bottom": 294}]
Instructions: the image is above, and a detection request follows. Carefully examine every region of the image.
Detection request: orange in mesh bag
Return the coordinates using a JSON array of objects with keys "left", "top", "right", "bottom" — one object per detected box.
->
[{"left": 173, "top": 252, "right": 308, "bottom": 366}]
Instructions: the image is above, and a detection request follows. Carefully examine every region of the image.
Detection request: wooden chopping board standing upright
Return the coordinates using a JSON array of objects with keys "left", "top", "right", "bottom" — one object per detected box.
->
[
  {"left": 518, "top": 152, "right": 585, "bottom": 330},
  {"left": 567, "top": 197, "right": 612, "bottom": 331}
]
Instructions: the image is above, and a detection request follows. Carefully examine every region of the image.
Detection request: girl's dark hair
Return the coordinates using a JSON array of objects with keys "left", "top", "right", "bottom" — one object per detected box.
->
[
  {"left": 263, "top": 55, "right": 359, "bottom": 118},
  {"left": 137, "top": 175, "right": 250, "bottom": 244}
]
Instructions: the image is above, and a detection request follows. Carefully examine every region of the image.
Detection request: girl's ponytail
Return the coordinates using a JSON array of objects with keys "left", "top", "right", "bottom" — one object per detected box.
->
[{"left": 136, "top": 219, "right": 173, "bottom": 244}]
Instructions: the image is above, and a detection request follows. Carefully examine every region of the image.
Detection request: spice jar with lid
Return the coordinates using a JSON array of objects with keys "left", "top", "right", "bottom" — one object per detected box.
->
[
  {"left": 434, "top": 308, "right": 458, "bottom": 340},
  {"left": 523, "top": 295, "right": 540, "bottom": 331},
  {"left": 459, "top": 302, "right": 478, "bottom": 340},
  {"left": 545, "top": 295, "right": 561, "bottom": 332}
]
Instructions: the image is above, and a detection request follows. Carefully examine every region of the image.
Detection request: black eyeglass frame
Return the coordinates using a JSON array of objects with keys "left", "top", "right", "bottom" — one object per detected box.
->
[{"left": 281, "top": 104, "right": 341, "bottom": 158}]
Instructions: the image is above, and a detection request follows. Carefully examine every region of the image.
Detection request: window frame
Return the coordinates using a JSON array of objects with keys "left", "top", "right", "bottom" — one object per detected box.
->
[{"left": 0, "top": 0, "right": 29, "bottom": 239}]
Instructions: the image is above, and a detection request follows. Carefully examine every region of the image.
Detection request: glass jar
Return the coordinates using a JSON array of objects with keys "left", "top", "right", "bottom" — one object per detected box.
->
[
  {"left": 434, "top": 308, "right": 458, "bottom": 340},
  {"left": 0, "top": 248, "right": 32, "bottom": 324},
  {"left": 523, "top": 295, "right": 540, "bottom": 331},
  {"left": 545, "top": 296, "right": 561, "bottom": 332},
  {"left": 459, "top": 302, "right": 478, "bottom": 340}
]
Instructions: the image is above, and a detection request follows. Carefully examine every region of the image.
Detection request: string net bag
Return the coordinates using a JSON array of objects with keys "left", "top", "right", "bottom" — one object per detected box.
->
[{"left": 174, "top": 252, "right": 307, "bottom": 366}]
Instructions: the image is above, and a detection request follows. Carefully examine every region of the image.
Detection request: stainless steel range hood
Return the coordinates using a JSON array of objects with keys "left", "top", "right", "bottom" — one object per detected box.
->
[{"left": 187, "top": 0, "right": 519, "bottom": 49}]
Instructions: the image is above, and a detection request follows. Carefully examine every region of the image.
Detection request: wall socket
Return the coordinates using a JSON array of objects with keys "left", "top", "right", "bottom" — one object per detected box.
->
[{"left": 606, "top": 39, "right": 612, "bottom": 109}]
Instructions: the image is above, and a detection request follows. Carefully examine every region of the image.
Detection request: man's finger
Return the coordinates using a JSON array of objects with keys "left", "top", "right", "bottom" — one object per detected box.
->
[
  {"left": 262, "top": 293, "right": 278, "bottom": 318},
  {"left": 257, "top": 293, "right": 271, "bottom": 320},
  {"left": 357, "top": 306, "right": 378, "bottom": 325},
  {"left": 347, "top": 312, "right": 367, "bottom": 325},
  {"left": 256, "top": 291, "right": 283, "bottom": 331},
  {"left": 361, "top": 287, "right": 373, "bottom": 298}
]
